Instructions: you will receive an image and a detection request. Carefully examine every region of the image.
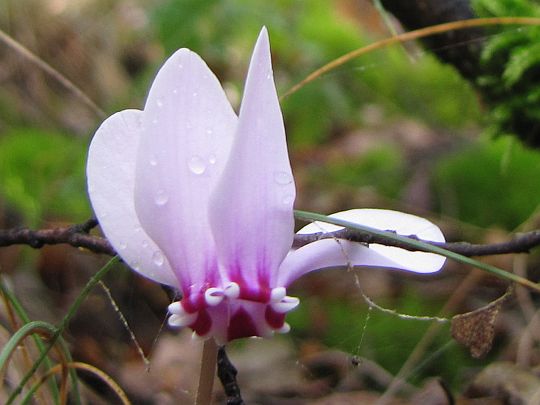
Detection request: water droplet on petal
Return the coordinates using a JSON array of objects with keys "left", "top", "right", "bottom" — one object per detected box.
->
[
  {"left": 206, "top": 128, "right": 213, "bottom": 135},
  {"left": 149, "top": 155, "right": 158, "bottom": 166},
  {"left": 131, "top": 260, "right": 140, "bottom": 271},
  {"left": 208, "top": 154, "right": 217, "bottom": 164},
  {"left": 154, "top": 189, "right": 169, "bottom": 206},
  {"left": 172, "top": 88, "right": 178, "bottom": 95},
  {"left": 152, "top": 118, "right": 158, "bottom": 125},
  {"left": 282, "top": 194, "right": 294, "bottom": 205},
  {"left": 152, "top": 250, "right": 164, "bottom": 266},
  {"left": 273, "top": 171, "right": 292, "bottom": 185},
  {"left": 156, "top": 99, "right": 164, "bottom": 108},
  {"left": 192, "top": 91, "right": 198, "bottom": 97},
  {"left": 178, "top": 63, "right": 183, "bottom": 69},
  {"left": 119, "top": 242, "right": 127, "bottom": 250},
  {"left": 188, "top": 155, "right": 206, "bottom": 175},
  {"left": 142, "top": 240, "right": 149, "bottom": 248}
]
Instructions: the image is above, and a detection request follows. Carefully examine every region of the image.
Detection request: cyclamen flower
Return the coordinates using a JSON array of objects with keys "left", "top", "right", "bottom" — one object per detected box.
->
[{"left": 87, "top": 28, "right": 445, "bottom": 344}]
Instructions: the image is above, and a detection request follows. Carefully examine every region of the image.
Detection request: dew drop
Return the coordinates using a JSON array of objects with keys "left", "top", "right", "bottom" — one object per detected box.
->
[
  {"left": 172, "top": 88, "right": 178, "bottom": 95},
  {"left": 188, "top": 155, "right": 206, "bottom": 175},
  {"left": 149, "top": 155, "right": 158, "bottom": 166},
  {"left": 152, "top": 251, "right": 165, "bottom": 266},
  {"left": 282, "top": 194, "right": 294, "bottom": 205},
  {"left": 192, "top": 91, "right": 198, "bottom": 97},
  {"left": 131, "top": 260, "right": 140, "bottom": 271},
  {"left": 142, "top": 240, "right": 149, "bottom": 248},
  {"left": 156, "top": 99, "right": 164, "bottom": 108},
  {"left": 273, "top": 171, "right": 292, "bottom": 185},
  {"left": 154, "top": 189, "right": 169, "bottom": 206},
  {"left": 206, "top": 128, "right": 213, "bottom": 135},
  {"left": 119, "top": 242, "right": 128, "bottom": 250},
  {"left": 178, "top": 63, "right": 183, "bottom": 69},
  {"left": 152, "top": 118, "right": 158, "bottom": 125},
  {"left": 208, "top": 154, "right": 217, "bottom": 164}
]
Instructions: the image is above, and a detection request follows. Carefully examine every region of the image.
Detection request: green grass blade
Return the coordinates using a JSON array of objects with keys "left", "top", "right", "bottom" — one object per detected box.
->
[
  {"left": 6, "top": 256, "right": 120, "bottom": 404},
  {"left": 0, "top": 278, "right": 62, "bottom": 402},
  {"left": 294, "top": 210, "right": 540, "bottom": 293},
  {"left": 0, "top": 321, "right": 57, "bottom": 372}
]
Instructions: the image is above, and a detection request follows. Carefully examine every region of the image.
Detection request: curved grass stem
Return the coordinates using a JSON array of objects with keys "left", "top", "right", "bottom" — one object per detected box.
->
[
  {"left": 6, "top": 256, "right": 120, "bottom": 404},
  {"left": 294, "top": 210, "right": 540, "bottom": 293},
  {"left": 281, "top": 17, "right": 540, "bottom": 100}
]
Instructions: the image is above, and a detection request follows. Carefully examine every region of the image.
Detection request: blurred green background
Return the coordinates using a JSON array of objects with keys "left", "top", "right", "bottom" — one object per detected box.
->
[{"left": 1, "top": 0, "right": 540, "bottom": 401}]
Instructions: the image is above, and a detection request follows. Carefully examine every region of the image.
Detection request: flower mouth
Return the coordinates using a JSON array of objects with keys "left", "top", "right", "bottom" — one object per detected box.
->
[{"left": 167, "top": 282, "right": 300, "bottom": 343}]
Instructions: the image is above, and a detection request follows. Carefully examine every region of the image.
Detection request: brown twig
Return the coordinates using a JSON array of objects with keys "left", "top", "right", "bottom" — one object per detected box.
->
[
  {"left": 0, "top": 218, "right": 114, "bottom": 255},
  {"left": 1, "top": 220, "right": 540, "bottom": 258},
  {"left": 217, "top": 346, "right": 244, "bottom": 405},
  {"left": 293, "top": 228, "right": 540, "bottom": 257}
]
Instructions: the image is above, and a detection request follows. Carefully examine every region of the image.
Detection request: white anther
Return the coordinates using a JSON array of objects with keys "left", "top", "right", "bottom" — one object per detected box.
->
[
  {"left": 276, "top": 323, "right": 291, "bottom": 334},
  {"left": 224, "top": 282, "right": 240, "bottom": 299},
  {"left": 168, "top": 311, "right": 197, "bottom": 328},
  {"left": 270, "top": 287, "right": 286, "bottom": 302},
  {"left": 205, "top": 288, "right": 224, "bottom": 306},
  {"left": 271, "top": 296, "right": 300, "bottom": 313},
  {"left": 167, "top": 301, "right": 183, "bottom": 314}
]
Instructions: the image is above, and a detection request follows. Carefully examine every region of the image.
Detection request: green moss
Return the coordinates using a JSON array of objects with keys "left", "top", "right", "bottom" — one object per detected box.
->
[
  {"left": 473, "top": 0, "right": 540, "bottom": 146},
  {"left": 433, "top": 136, "right": 540, "bottom": 229},
  {"left": 315, "top": 146, "right": 406, "bottom": 199},
  {"left": 0, "top": 128, "right": 90, "bottom": 225}
]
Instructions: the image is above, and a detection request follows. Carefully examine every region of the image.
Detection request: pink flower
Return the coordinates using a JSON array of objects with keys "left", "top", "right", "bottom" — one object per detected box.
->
[{"left": 87, "top": 28, "right": 445, "bottom": 343}]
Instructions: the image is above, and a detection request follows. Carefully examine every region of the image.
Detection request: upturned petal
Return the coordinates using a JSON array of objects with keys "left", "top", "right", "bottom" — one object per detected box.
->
[
  {"left": 134, "top": 48, "right": 237, "bottom": 293},
  {"left": 278, "top": 209, "right": 446, "bottom": 286},
  {"left": 87, "top": 110, "right": 177, "bottom": 286},
  {"left": 208, "top": 27, "right": 295, "bottom": 291}
]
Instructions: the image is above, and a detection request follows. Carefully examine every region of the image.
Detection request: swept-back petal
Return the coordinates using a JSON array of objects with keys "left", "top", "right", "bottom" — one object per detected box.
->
[
  {"left": 134, "top": 49, "right": 237, "bottom": 292},
  {"left": 87, "top": 110, "right": 177, "bottom": 287},
  {"left": 209, "top": 28, "right": 295, "bottom": 288},
  {"left": 278, "top": 209, "right": 446, "bottom": 286}
]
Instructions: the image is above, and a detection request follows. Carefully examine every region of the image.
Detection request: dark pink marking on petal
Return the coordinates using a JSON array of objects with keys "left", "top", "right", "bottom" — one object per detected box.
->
[
  {"left": 191, "top": 308, "right": 212, "bottom": 337},
  {"left": 236, "top": 284, "right": 271, "bottom": 303},
  {"left": 181, "top": 293, "right": 206, "bottom": 313},
  {"left": 227, "top": 307, "right": 258, "bottom": 341},
  {"left": 265, "top": 306, "right": 286, "bottom": 329},
  {"left": 227, "top": 259, "right": 245, "bottom": 286}
]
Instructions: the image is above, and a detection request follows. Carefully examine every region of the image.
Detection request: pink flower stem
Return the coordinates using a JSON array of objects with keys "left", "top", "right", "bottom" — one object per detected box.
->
[{"left": 195, "top": 338, "right": 218, "bottom": 404}]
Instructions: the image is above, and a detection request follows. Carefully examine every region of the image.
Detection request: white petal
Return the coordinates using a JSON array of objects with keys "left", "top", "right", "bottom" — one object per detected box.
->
[
  {"left": 298, "top": 209, "right": 444, "bottom": 242},
  {"left": 134, "top": 48, "right": 237, "bottom": 291},
  {"left": 278, "top": 209, "right": 446, "bottom": 286},
  {"left": 87, "top": 110, "right": 178, "bottom": 286},
  {"left": 208, "top": 27, "right": 295, "bottom": 288}
]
